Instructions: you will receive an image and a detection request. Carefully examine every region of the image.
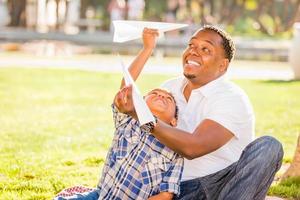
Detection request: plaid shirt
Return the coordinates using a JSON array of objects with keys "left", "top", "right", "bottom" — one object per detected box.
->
[{"left": 97, "top": 104, "right": 183, "bottom": 200}]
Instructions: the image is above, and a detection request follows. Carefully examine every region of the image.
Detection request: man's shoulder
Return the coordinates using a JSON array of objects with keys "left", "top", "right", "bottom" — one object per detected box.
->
[
  {"left": 216, "top": 79, "right": 249, "bottom": 99},
  {"left": 209, "top": 80, "right": 254, "bottom": 115}
]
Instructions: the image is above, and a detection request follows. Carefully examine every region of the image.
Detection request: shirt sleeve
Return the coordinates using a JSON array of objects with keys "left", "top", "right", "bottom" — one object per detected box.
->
[
  {"left": 205, "top": 95, "right": 254, "bottom": 139},
  {"left": 159, "top": 156, "right": 184, "bottom": 196},
  {"left": 111, "top": 103, "right": 132, "bottom": 129},
  {"left": 97, "top": 148, "right": 113, "bottom": 189}
]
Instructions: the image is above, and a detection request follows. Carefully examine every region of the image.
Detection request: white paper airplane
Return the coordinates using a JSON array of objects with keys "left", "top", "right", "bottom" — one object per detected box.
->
[
  {"left": 113, "top": 20, "right": 188, "bottom": 43},
  {"left": 119, "top": 56, "right": 155, "bottom": 126}
]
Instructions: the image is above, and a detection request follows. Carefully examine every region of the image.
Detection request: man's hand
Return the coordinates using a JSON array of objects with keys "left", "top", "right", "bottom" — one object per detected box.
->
[
  {"left": 143, "top": 28, "right": 159, "bottom": 50},
  {"left": 114, "top": 85, "right": 137, "bottom": 118}
]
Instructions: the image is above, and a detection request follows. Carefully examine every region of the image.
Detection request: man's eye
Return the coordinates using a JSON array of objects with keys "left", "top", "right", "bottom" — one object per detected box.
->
[{"left": 202, "top": 47, "right": 210, "bottom": 53}]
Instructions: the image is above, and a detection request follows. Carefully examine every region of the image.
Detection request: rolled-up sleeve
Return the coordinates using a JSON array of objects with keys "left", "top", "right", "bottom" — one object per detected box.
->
[
  {"left": 111, "top": 103, "right": 131, "bottom": 129},
  {"left": 159, "top": 156, "right": 183, "bottom": 196}
]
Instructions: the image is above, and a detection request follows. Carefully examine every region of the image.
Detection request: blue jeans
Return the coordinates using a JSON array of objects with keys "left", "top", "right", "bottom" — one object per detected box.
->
[
  {"left": 54, "top": 190, "right": 99, "bottom": 200},
  {"left": 174, "top": 136, "right": 284, "bottom": 200}
]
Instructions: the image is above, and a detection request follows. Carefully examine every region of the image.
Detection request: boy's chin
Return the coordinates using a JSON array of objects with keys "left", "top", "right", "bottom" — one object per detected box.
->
[{"left": 149, "top": 109, "right": 164, "bottom": 118}]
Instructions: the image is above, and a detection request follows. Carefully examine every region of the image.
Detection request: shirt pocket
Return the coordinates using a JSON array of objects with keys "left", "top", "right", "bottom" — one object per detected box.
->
[
  {"left": 140, "top": 154, "right": 171, "bottom": 189},
  {"left": 115, "top": 130, "right": 140, "bottom": 160}
]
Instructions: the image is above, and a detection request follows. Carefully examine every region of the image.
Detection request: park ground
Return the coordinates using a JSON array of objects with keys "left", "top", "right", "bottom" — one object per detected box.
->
[{"left": 0, "top": 53, "right": 299, "bottom": 199}]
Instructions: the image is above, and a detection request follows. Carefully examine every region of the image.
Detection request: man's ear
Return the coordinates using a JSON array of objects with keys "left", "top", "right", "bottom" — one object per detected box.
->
[
  {"left": 219, "top": 58, "right": 229, "bottom": 73},
  {"left": 170, "top": 118, "right": 177, "bottom": 127}
]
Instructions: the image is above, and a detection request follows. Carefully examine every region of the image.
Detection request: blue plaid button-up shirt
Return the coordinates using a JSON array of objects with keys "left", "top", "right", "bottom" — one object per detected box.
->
[{"left": 97, "top": 104, "right": 183, "bottom": 200}]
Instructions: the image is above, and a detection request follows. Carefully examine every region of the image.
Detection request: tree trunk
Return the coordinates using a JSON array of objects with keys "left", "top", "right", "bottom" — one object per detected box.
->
[
  {"left": 8, "top": 0, "right": 26, "bottom": 27},
  {"left": 282, "top": 135, "right": 300, "bottom": 179}
]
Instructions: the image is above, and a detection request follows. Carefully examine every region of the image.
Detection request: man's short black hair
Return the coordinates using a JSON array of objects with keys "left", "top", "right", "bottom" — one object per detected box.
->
[{"left": 199, "top": 25, "right": 236, "bottom": 62}]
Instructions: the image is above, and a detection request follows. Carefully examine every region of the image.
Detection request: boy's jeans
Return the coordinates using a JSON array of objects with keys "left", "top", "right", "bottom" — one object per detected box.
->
[{"left": 174, "top": 136, "right": 283, "bottom": 200}]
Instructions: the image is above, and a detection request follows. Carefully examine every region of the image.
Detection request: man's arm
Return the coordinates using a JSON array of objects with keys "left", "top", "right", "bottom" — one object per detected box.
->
[
  {"left": 119, "top": 28, "right": 158, "bottom": 89},
  {"left": 152, "top": 119, "right": 234, "bottom": 159},
  {"left": 115, "top": 86, "right": 234, "bottom": 159}
]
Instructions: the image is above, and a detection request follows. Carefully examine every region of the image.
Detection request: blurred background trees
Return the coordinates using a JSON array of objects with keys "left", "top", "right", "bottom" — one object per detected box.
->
[{"left": 1, "top": 0, "right": 300, "bottom": 37}]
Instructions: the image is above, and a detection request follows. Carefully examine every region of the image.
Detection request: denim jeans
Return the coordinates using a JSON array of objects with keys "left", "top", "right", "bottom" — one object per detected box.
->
[
  {"left": 54, "top": 190, "right": 99, "bottom": 200},
  {"left": 174, "top": 136, "right": 284, "bottom": 200}
]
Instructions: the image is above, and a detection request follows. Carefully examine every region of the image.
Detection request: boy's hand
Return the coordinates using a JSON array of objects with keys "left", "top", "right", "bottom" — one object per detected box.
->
[
  {"left": 114, "top": 85, "right": 137, "bottom": 118},
  {"left": 143, "top": 28, "right": 159, "bottom": 50},
  {"left": 148, "top": 192, "right": 173, "bottom": 200}
]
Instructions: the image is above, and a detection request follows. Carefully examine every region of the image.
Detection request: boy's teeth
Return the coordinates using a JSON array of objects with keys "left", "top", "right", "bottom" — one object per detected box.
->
[{"left": 188, "top": 60, "right": 200, "bottom": 66}]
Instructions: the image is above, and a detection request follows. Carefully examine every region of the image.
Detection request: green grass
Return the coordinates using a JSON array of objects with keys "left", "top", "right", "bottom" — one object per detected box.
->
[
  {"left": 269, "top": 177, "right": 300, "bottom": 199},
  {"left": 0, "top": 68, "right": 299, "bottom": 199}
]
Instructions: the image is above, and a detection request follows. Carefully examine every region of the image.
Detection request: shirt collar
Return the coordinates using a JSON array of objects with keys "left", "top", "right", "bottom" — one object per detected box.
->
[{"left": 181, "top": 74, "right": 227, "bottom": 98}]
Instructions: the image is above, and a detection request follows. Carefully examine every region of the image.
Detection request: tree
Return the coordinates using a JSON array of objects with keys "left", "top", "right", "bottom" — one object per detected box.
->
[{"left": 7, "top": 0, "right": 26, "bottom": 27}]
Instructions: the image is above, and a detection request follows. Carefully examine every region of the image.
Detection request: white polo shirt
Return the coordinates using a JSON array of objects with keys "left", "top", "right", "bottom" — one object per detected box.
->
[{"left": 161, "top": 75, "right": 255, "bottom": 181}]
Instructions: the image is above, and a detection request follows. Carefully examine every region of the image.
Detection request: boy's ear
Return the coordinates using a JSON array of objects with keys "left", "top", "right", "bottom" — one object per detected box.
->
[{"left": 169, "top": 118, "right": 177, "bottom": 127}]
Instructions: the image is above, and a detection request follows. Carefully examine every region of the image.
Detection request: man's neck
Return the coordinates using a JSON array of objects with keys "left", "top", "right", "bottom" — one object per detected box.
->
[
  {"left": 183, "top": 75, "right": 222, "bottom": 101},
  {"left": 183, "top": 82, "right": 201, "bottom": 101}
]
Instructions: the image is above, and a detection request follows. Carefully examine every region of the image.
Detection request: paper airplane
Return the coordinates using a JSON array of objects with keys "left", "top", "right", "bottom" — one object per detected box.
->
[
  {"left": 119, "top": 56, "right": 155, "bottom": 126},
  {"left": 113, "top": 20, "right": 188, "bottom": 43}
]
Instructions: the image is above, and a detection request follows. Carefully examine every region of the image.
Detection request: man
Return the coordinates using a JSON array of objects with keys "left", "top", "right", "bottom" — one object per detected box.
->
[{"left": 116, "top": 25, "right": 284, "bottom": 200}]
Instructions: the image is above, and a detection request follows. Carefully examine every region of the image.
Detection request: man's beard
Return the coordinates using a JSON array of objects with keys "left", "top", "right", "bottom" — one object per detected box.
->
[{"left": 184, "top": 73, "right": 196, "bottom": 79}]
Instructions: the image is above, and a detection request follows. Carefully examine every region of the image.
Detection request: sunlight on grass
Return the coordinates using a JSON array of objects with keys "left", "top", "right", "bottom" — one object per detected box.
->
[
  {"left": 0, "top": 68, "right": 299, "bottom": 199},
  {"left": 269, "top": 177, "right": 300, "bottom": 199}
]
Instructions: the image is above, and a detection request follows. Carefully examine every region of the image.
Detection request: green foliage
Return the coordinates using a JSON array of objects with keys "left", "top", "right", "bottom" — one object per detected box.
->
[
  {"left": 144, "top": 0, "right": 167, "bottom": 20},
  {"left": 245, "top": 0, "right": 258, "bottom": 11},
  {"left": 0, "top": 68, "right": 299, "bottom": 199}
]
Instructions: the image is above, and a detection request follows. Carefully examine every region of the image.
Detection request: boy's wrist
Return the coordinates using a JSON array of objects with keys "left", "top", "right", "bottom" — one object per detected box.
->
[
  {"left": 141, "top": 115, "right": 158, "bottom": 133},
  {"left": 142, "top": 47, "right": 154, "bottom": 53},
  {"left": 148, "top": 192, "right": 173, "bottom": 200}
]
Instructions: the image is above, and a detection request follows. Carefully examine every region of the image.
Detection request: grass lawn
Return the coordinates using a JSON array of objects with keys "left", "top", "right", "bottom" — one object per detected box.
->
[{"left": 0, "top": 68, "right": 299, "bottom": 199}]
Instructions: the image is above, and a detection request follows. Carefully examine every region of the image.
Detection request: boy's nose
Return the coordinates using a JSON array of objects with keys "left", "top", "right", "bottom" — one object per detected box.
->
[{"left": 157, "top": 94, "right": 165, "bottom": 98}]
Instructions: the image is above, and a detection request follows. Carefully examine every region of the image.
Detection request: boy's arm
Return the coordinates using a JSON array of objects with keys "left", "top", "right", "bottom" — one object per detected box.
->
[
  {"left": 148, "top": 192, "right": 173, "bottom": 200},
  {"left": 119, "top": 28, "right": 159, "bottom": 89},
  {"left": 159, "top": 156, "right": 184, "bottom": 198}
]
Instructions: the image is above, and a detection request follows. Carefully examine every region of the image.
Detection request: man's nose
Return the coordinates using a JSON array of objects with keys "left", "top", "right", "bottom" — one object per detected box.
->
[{"left": 189, "top": 47, "right": 198, "bottom": 55}]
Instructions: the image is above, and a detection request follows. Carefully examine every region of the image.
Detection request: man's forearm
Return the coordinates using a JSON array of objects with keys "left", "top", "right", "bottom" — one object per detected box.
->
[
  {"left": 152, "top": 119, "right": 234, "bottom": 159},
  {"left": 152, "top": 120, "right": 199, "bottom": 159},
  {"left": 152, "top": 120, "right": 216, "bottom": 160}
]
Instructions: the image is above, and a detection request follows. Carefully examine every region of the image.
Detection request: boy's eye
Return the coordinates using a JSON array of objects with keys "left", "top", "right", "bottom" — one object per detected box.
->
[{"left": 166, "top": 96, "right": 173, "bottom": 102}]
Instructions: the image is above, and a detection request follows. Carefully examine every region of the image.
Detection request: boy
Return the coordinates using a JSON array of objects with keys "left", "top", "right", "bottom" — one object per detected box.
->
[
  {"left": 97, "top": 86, "right": 183, "bottom": 199},
  {"left": 97, "top": 28, "right": 183, "bottom": 199}
]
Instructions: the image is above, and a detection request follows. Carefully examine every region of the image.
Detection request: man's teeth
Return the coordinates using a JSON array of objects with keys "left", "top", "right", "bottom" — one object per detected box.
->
[{"left": 187, "top": 60, "right": 200, "bottom": 66}]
